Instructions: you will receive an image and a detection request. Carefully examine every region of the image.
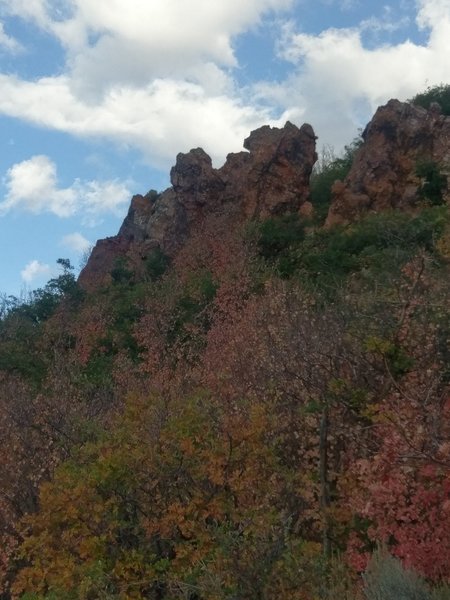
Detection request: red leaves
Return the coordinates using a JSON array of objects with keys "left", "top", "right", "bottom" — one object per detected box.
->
[{"left": 347, "top": 394, "right": 450, "bottom": 582}]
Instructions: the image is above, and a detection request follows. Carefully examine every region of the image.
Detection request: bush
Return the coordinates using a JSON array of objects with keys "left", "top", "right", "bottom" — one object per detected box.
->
[
  {"left": 258, "top": 213, "right": 305, "bottom": 260},
  {"left": 410, "top": 84, "right": 450, "bottom": 115},
  {"left": 167, "top": 270, "right": 218, "bottom": 347},
  {"left": 110, "top": 256, "right": 133, "bottom": 284},
  {"left": 416, "top": 160, "right": 447, "bottom": 206},
  {"left": 260, "top": 207, "right": 448, "bottom": 287},
  {"left": 256, "top": 214, "right": 306, "bottom": 277},
  {"left": 311, "top": 136, "right": 363, "bottom": 224},
  {"left": 145, "top": 247, "right": 170, "bottom": 281},
  {"left": 363, "top": 549, "right": 432, "bottom": 600},
  {"left": 0, "top": 259, "right": 83, "bottom": 386},
  {"left": 431, "top": 585, "right": 450, "bottom": 600},
  {"left": 254, "top": 206, "right": 449, "bottom": 303}
]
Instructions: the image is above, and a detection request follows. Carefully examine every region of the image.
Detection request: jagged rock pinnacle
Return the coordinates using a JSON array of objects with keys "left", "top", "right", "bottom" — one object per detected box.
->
[{"left": 79, "top": 121, "right": 317, "bottom": 290}]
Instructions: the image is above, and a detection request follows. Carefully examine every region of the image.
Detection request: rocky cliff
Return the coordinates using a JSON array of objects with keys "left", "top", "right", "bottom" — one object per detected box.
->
[
  {"left": 79, "top": 121, "right": 317, "bottom": 289},
  {"left": 79, "top": 99, "right": 450, "bottom": 289},
  {"left": 326, "top": 99, "right": 450, "bottom": 226}
]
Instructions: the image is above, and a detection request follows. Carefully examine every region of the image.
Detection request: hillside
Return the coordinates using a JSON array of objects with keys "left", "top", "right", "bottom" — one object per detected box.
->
[{"left": 0, "top": 89, "right": 450, "bottom": 600}]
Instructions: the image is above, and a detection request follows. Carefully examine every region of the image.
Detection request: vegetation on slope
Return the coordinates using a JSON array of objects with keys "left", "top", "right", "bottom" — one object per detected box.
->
[
  {"left": 410, "top": 83, "right": 450, "bottom": 115},
  {"left": 309, "top": 136, "right": 363, "bottom": 225},
  {"left": 1, "top": 121, "right": 450, "bottom": 599}
]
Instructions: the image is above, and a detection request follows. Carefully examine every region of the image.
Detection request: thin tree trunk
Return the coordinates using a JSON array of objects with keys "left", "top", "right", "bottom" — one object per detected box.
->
[{"left": 319, "top": 405, "right": 331, "bottom": 559}]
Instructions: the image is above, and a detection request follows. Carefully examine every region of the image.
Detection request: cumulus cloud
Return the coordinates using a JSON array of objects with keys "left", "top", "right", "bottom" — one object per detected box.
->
[
  {"left": 0, "top": 0, "right": 449, "bottom": 161},
  {"left": 0, "top": 74, "right": 277, "bottom": 167},
  {"left": 0, "top": 0, "right": 293, "bottom": 166},
  {"left": 21, "top": 259, "right": 51, "bottom": 283},
  {"left": 61, "top": 232, "right": 91, "bottom": 253},
  {"left": 269, "top": 0, "right": 450, "bottom": 150},
  {"left": 1, "top": 155, "right": 77, "bottom": 217},
  {"left": 0, "top": 155, "right": 131, "bottom": 221}
]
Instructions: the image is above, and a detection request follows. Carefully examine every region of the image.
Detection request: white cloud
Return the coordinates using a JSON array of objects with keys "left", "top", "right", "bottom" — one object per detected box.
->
[
  {"left": 0, "top": 0, "right": 293, "bottom": 167},
  {"left": 0, "top": 0, "right": 49, "bottom": 28},
  {"left": 0, "top": 74, "right": 275, "bottom": 166},
  {"left": 0, "top": 0, "right": 449, "bottom": 163},
  {"left": 319, "top": 0, "right": 360, "bottom": 8},
  {"left": 417, "top": 0, "right": 450, "bottom": 30},
  {"left": 0, "top": 0, "right": 294, "bottom": 92},
  {"left": 1, "top": 155, "right": 77, "bottom": 217},
  {"left": 269, "top": 0, "right": 450, "bottom": 151},
  {"left": 61, "top": 232, "right": 91, "bottom": 253},
  {"left": 21, "top": 259, "right": 51, "bottom": 283},
  {"left": 0, "top": 155, "right": 131, "bottom": 221}
]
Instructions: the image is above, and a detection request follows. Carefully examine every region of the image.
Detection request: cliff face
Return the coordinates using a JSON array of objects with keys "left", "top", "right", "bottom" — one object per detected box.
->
[
  {"left": 79, "top": 121, "right": 317, "bottom": 289},
  {"left": 326, "top": 99, "right": 450, "bottom": 226},
  {"left": 79, "top": 99, "right": 450, "bottom": 290}
]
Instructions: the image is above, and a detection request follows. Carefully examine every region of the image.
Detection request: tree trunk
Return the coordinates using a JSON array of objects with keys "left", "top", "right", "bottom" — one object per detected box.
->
[{"left": 319, "top": 405, "right": 331, "bottom": 559}]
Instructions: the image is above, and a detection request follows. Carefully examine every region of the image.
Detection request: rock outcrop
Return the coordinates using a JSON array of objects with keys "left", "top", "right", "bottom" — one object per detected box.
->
[
  {"left": 79, "top": 121, "right": 317, "bottom": 290},
  {"left": 326, "top": 99, "right": 450, "bottom": 226},
  {"left": 78, "top": 99, "right": 450, "bottom": 289},
  {"left": 221, "top": 122, "right": 317, "bottom": 218}
]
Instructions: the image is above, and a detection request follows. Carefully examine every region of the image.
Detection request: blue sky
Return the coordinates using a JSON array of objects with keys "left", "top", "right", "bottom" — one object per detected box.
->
[{"left": 0, "top": 0, "right": 449, "bottom": 295}]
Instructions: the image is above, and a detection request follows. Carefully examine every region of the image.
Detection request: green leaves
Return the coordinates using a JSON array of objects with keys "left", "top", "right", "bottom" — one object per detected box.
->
[
  {"left": 365, "top": 336, "right": 414, "bottom": 377},
  {"left": 256, "top": 207, "right": 449, "bottom": 293},
  {"left": 311, "top": 136, "right": 363, "bottom": 224},
  {"left": 410, "top": 84, "right": 450, "bottom": 116}
]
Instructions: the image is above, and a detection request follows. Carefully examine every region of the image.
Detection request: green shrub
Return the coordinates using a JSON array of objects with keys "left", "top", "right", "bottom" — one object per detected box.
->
[
  {"left": 365, "top": 336, "right": 414, "bottom": 378},
  {"left": 311, "top": 136, "right": 363, "bottom": 224},
  {"left": 0, "top": 259, "right": 84, "bottom": 386},
  {"left": 410, "top": 84, "right": 450, "bottom": 115},
  {"left": 110, "top": 257, "right": 133, "bottom": 284},
  {"left": 416, "top": 161, "right": 447, "bottom": 206},
  {"left": 363, "top": 549, "right": 432, "bottom": 600},
  {"left": 82, "top": 351, "right": 115, "bottom": 387},
  {"left": 257, "top": 206, "right": 449, "bottom": 292},
  {"left": 431, "top": 585, "right": 450, "bottom": 600},
  {"left": 258, "top": 213, "right": 305, "bottom": 259},
  {"left": 257, "top": 213, "right": 306, "bottom": 278},
  {"left": 167, "top": 270, "right": 218, "bottom": 347},
  {"left": 144, "top": 188, "right": 159, "bottom": 202},
  {"left": 145, "top": 247, "right": 170, "bottom": 281}
]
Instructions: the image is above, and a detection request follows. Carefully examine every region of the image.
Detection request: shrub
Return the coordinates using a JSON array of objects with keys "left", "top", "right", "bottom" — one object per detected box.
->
[
  {"left": 410, "top": 84, "right": 450, "bottom": 115},
  {"left": 145, "top": 247, "right": 170, "bottom": 281},
  {"left": 257, "top": 213, "right": 306, "bottom": 277},
  {"left": 258, "top": 213, "right": 305, "bottom": 260},
  {"left": 256, "top": 206, "right": 449, "bottom": 295},
  {"left": 311, "top": 136, "right": 363, "bottom": 223},
  {"left": 363, "top": 549, "right": 432, "bottom": 600},
  {"left": 416, "top": 160, "right": 447, "bottom": 206},
  {"left": 167, "top": 270, "right": 218, "bottom": 346},
  {"left": 431, "top": 585, "right": 450, "bottom": 600},
  {"left": 110, "top": 257, "right": 133, "bottom": 284}
]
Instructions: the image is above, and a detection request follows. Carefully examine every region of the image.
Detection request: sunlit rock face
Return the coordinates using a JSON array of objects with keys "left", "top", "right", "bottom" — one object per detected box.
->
[{"left": 326, "top": 99, "right": 450, "bottom": 227}]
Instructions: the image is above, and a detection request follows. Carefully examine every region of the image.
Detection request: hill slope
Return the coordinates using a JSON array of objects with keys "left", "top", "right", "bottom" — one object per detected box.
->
[{"left": 0, "top": 96, "right": 449, "bottom": 600}]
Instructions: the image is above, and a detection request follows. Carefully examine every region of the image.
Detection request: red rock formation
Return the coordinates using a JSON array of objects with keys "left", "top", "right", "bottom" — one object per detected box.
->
[
  {"left": 170, "top": 148, "right": 225, "bottom": 214},
  {"left": 221, "top": 122, "right": 317, "bottom": 218},
  {"left": 326, "top": 99, "right": 450, "bottom": 226},
  {"left": 118, "top": 193, "right": 157, "bottom": 242},
  {"left": 78, "top": 236, "right": 131, "bottom": 290},
  {"left": 79, "top": 121, "right": 317, "bottom": 289}
]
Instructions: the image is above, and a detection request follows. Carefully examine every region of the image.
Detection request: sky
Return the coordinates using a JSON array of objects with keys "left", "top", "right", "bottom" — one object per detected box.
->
[{"left": 0, "top": 0, "right": 450, "bottom": 296}]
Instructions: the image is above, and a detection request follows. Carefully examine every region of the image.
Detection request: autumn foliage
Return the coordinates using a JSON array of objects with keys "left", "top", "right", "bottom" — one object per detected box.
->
[{"left": 1, "top": 204, "right": 450, "bottom": 599}]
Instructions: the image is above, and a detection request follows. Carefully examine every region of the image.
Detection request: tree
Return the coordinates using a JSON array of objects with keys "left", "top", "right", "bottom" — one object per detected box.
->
[{"left": 345, "top": 256, "right": 450, "bottom": 583}]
